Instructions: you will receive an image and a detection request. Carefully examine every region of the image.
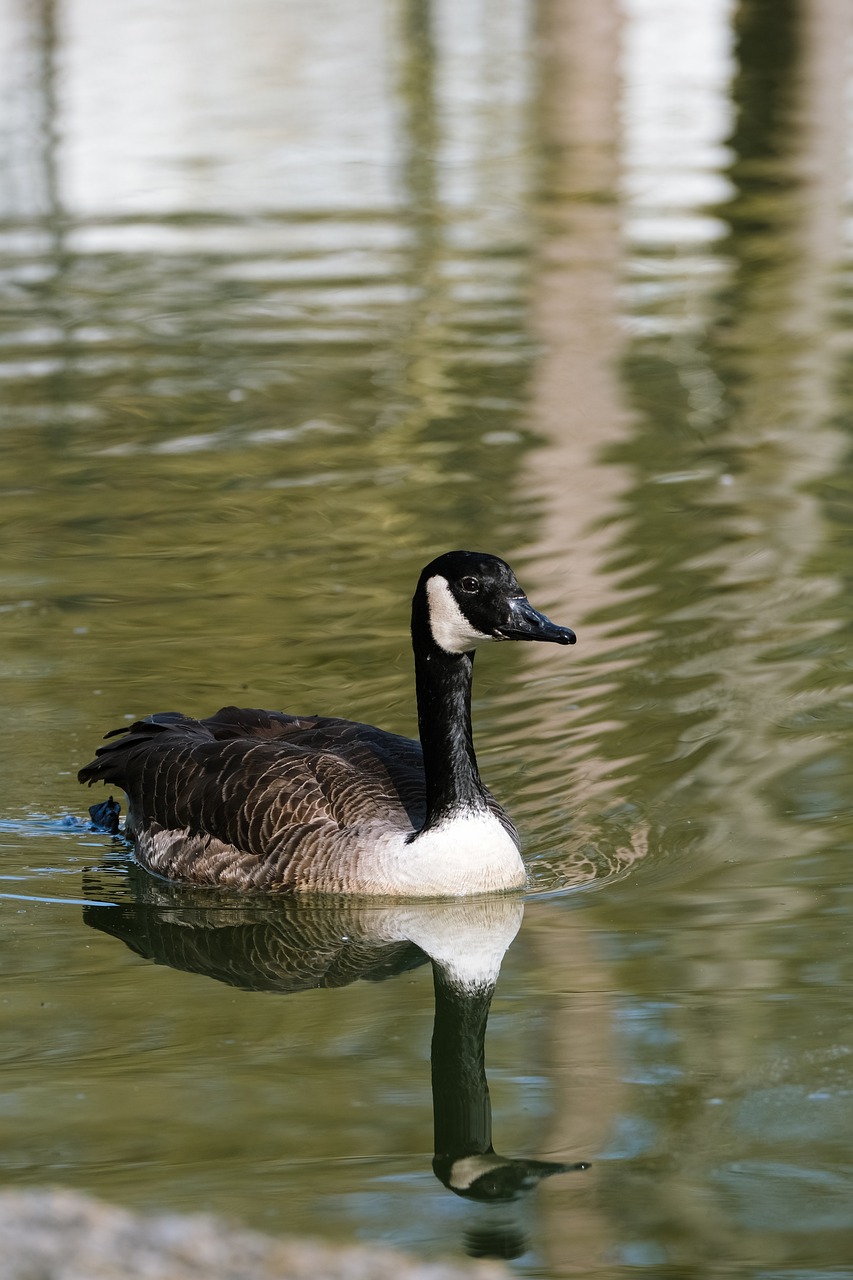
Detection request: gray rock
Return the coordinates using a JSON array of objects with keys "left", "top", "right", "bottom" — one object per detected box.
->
[{"left": 0, "top": 1189, "right": 510, "bottom": 1280}]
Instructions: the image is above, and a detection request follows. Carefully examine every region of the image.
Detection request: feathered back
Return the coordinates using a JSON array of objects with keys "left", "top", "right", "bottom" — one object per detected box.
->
[{"left": 79, "top": 707, "right": 428, "bottom": 889}]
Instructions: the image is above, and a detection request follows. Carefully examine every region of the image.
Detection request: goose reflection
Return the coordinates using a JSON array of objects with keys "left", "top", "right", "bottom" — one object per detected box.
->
[{"left": 82, "top": 868, "right": 588, "bottom": 1258}]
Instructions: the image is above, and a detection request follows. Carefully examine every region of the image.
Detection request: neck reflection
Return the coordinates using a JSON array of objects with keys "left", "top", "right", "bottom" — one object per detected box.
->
[{"left": 82, "top": 871, "right": 588, "bottom": 1258}]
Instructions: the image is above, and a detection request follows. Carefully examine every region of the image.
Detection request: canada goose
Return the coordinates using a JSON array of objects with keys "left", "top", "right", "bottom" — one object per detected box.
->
[{"left": 79, "top": 550, "right": 575, "bottom": 896}]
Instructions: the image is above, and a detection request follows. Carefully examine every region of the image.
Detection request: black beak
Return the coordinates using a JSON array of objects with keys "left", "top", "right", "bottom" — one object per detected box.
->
[{"left": 493, "top": 597, "right": 576, "bottom": 645}]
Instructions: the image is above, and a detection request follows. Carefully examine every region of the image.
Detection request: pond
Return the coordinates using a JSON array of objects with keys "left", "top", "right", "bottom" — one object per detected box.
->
[{"left": 1, "top": 0, "right": 853, "bottom": 1275}]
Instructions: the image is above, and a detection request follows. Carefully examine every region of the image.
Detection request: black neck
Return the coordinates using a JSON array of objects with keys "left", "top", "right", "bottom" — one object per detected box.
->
[
  {"left": 430, "top": 964, "right": 495, "bottom": 1161},
  {"left": 413, "top": 642, "right": 490, "bottom": 828}
]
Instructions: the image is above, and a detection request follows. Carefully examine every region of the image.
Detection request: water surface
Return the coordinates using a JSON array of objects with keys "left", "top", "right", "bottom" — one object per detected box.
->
[{"left": 2, "top": 0, "right": 853, "bottom": 1274}]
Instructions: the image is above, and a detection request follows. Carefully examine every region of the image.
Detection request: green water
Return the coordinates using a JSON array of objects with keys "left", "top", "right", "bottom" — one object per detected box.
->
[{"left": 2, "top": 0, "right": 853, "bottom": 1273}]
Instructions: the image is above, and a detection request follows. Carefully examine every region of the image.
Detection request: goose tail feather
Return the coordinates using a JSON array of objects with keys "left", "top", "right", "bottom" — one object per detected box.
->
[{"left": 77, "top": 713, "right": 197, "bottom": 787}]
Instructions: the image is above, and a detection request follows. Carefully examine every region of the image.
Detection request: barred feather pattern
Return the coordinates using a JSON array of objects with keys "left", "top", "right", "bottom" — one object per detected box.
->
[{"left": 78, "top": 706, "right": 518, "bottom": 894}]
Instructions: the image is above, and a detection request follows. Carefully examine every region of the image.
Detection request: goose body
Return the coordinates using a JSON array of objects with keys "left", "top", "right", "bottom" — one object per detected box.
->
[{"left": 79, "top": 551, "right": 575, "bottom": 897}]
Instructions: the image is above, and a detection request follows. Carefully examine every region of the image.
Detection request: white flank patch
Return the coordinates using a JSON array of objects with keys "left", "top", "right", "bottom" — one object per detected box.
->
[{"left": 426, "top": 575, "right": 494, "bottom": 654}]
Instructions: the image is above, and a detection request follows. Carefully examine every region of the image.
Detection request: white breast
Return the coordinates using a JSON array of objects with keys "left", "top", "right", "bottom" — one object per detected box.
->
[
  {"left": 370, "top": 809, "right": 526, "bottom": 897},
  {"left": 377, "top": 897, "right": 524, "bottom": 988}
]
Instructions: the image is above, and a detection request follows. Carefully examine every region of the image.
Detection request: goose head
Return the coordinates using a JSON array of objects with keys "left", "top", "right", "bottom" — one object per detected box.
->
[
  {"left": 414, "top": 551, "right": 576, "bottom": 656},
  {"left": 434, "top": 1151, "right": 589, "bottom": 1202}
]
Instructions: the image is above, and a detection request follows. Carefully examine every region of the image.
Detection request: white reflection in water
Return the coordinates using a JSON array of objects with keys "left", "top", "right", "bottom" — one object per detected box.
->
[{"left": 621, "top": 0, "right": 736, "bottom": 238}]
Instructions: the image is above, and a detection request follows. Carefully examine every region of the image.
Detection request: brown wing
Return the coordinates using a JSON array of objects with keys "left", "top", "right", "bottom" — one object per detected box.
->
[
  {"left": 200, "top": 706, "right": 427, "bottom": 822},
  {"left": 78, "top": 707, "right": 427, "bottom": 885}
]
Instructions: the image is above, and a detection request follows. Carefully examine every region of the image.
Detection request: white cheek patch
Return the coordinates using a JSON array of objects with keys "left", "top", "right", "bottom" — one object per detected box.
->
[
  {"left": 426, "top": 575, "right": 494, "bottom": 654},
  {"left": 449, "top": 1154, "right": 509, "bottom": 1191}
]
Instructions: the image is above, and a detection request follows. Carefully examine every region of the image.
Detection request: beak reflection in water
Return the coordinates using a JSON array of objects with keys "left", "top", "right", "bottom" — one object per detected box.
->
[{"left": 82, "top": 869, "right": 589, "bottom": 1259}]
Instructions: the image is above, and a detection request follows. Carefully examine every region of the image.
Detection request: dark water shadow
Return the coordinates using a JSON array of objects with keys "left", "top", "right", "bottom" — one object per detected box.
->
[{"left": 82, "top": 862, "right": 588, "bottom": 1260}]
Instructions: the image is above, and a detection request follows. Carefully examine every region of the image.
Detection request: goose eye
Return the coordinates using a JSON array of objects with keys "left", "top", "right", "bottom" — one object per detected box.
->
[{"left": 459, "top": 576, "right": 480, "bottom": 593}]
